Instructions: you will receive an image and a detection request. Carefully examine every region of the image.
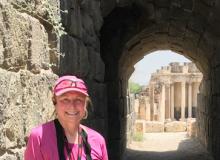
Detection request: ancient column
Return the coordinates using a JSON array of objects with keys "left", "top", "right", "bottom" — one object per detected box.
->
[
  {"left": 165, "top": 85, "right": 171, "bottom": 121},
  {"left": 181, "top": 81, "right": 186, "bottom": 120},
  {"left": 188, "top": 82, "right": 192, "bottom": 118},
  {"left": 160, "top": 84, "right": 166, "bottom": 122},
  {"left": 153, "top": 103, "right": 158, "bottom": 120},
  {"left": 151, "top": 84, "right": 154, "bottom": 121},
  {"left": 170, "top": 83, "right": 175, "bottom": 120},
  {"left": 145, "top": 97, "right": 151, "bottom": 121}
]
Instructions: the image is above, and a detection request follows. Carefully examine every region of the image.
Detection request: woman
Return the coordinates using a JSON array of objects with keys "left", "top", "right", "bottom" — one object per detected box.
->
[{"left": 25, "top": 75, "right": 108, "bottom": 160}]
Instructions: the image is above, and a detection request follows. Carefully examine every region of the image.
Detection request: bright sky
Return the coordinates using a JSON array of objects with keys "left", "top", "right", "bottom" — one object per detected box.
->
[{"left": 129, "top": 50, "right": 191, "bottom": 85}]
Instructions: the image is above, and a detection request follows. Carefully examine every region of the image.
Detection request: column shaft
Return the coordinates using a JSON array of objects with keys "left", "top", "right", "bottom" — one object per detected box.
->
[
  {"left": 160, "top": 84, "right": 166, "bottom": 122},
  {"left": 170, "top": 83, "right": 175, "bottom": 119},
  {"left": 151, "top": 85, "right": 154, "bottom": 121},
  {"left": 167, "top": 85, "right": 171, "bottom": 119},
  {"left": 181, "top": 82, "right": 186, "bottom": 120},
  {"left": 188, "top": 83, "right": 192, "bottom": 118}
]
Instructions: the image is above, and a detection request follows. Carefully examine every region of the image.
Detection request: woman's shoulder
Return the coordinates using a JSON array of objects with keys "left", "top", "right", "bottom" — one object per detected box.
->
[
  {"left": 80, "top": 125, "right": 106, "bottom": 142},
  {"left": 29, "top": 120, "right": 55, "bottom": 137}
]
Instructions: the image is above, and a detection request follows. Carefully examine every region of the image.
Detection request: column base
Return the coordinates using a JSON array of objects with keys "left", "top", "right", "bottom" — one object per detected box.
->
[
  {"left": 165, "top": 118, "right": 172, "bottom": 122},
  {"left": 171, "top": 118, "right": 176, "bottom": 121},
  {"left": 180, "top": 118, "right": 186, "bottom": 121},
  {"left": 187, "top": 117, "right": 195, "bottom": 122}
]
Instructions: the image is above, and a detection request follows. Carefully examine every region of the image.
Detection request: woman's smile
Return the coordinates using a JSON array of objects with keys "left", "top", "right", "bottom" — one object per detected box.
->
[{"left": 65, "top": 111, "right": 80, "bottom": 116}]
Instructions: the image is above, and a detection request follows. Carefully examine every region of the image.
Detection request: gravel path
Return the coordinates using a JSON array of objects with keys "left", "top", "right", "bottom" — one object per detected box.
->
[{"left": 123, "top": 132, "right": 214, "bottom": 160}]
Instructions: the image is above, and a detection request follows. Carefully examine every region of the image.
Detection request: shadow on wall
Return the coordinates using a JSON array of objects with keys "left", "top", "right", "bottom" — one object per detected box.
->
[{"left": 122, "top": 138, "right": 214, "bottom": 160}]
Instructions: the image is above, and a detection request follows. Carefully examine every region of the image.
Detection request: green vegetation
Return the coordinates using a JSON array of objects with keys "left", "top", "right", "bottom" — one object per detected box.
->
[
  {"left": 129, "top": 81, "right": 142, "bottom": 94},
  {"left": 12, "top": 0, "right": 67, "bottom": 37},
  {"left": 132, "top": 132, "right": 144, "bottom": 141}
]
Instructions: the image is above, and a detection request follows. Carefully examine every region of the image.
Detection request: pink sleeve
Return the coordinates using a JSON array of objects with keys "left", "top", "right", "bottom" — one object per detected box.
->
[
  {"left": 101, "top": 139, "right": 109, "bottom": 160},
  {"left": 24, "top": 131, "right": 44, "bottom": 160}
]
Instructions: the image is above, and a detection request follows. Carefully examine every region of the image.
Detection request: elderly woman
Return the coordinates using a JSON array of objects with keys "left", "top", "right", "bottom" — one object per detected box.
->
[{"left": 25, "top": 75, "right": 108, "bottom": 160}]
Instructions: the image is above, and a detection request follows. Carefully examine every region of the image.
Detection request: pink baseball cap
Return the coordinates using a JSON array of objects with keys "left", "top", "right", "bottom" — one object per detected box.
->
[{"left": 53, "top": 75, "right": 88, "bottom": 96}]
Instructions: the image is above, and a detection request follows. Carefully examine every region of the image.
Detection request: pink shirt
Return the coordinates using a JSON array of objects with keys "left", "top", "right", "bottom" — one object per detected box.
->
[{"left": 24, "top": 121, "right": 108, "bottom": 160}]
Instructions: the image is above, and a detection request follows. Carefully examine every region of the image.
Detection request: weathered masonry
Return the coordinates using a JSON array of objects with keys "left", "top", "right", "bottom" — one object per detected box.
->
[
  {"left": 133, "top": 62, "right": 201, "bottom": 134},
  {"left": 1, "top": 0, "right": 220, "bottom": 160},
  {"left": 147, "top": 62, "right": 202, "bottom": 121},
  {"left": 101, "top": 0, "right": 220, "bottom": 160}
]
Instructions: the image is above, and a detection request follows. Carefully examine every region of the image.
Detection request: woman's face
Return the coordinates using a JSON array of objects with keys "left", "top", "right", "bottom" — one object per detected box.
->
[{"left": 55, "top": 91, "right": 86, "bottom": 124}]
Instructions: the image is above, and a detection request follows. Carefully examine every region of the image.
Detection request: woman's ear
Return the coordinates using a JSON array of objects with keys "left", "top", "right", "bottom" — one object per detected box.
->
[{"left": 52, "top": 96, "right": 57, "bottom": 105}]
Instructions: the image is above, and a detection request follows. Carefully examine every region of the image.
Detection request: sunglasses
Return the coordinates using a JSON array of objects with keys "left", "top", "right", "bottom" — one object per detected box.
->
[{"left": 54, "top": 79, "right": 87, "bottom": 92}]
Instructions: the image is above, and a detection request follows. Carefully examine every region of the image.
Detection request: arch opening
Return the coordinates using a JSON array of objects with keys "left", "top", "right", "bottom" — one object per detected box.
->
[
  {"left": 101, "top": 2, "right": 219, "bottom": 159},
  {"left": 123, "top": 50, "right": 210, "bottom": 160}
]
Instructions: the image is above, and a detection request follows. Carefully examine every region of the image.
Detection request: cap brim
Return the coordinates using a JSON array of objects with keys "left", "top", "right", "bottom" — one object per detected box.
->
[{"left": 55, "top": 88, "right": 88, "bottom": 96}]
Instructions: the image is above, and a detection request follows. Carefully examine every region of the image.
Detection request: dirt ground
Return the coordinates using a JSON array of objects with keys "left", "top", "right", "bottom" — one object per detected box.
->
[{"left": 123, "top": 132, "right": 214, "bottom": 160}]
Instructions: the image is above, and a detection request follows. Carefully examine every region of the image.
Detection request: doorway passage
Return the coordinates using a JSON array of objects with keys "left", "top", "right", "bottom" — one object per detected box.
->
[{"left": 123, "top": 132, "right": 213, "bottom": 160}]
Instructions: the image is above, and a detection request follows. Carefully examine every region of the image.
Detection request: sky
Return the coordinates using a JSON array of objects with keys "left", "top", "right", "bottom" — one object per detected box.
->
[{"left": 129, "top": 50, "right": 191, "bottom": 85}]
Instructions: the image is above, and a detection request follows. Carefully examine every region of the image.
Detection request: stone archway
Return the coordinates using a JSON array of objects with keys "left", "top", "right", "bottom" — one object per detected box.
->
[{"left": 101, "top": 1, "right": 220, "bottom": 159}]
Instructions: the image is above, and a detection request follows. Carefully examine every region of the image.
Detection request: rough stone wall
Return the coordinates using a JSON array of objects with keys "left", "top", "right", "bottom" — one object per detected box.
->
[
  {"left": 0, "top": 0, "right": 59, "bottom": 159},
  {"left": 0, "top": 0, "right": 106, "bottom": 159},
  {"left": 0, "top": 70, "right": 57, "bottom": 159},
  {"left": 197, "top": 78, "right": 212, "bottom": 155},
  {"left": 58, "top": 0, "right": 107, "bottom": 138}
]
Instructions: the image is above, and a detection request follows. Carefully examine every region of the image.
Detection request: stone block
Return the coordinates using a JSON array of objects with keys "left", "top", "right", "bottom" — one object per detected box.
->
[
  {"left": 155, "top": 0, "right": 171, "bottom": 8},
  {"left": 108, "top": 139, "right": 122, "bottom": 160},
  {"left": 89, "top": 0, "right": 103, "bottom": 33},
  {"left": 89, "top": 82, "right": 107, "bottom": 118},
  {"left": 187, "top": 118, "right": 197, "bottom": 137},
  {"left": 0, "top": 6, "right": 50, "bottom": 73},
  {"left": 60, "top": 0, "right": 83, "bottom": 38},
  {"left": 144, "top": 3, "right": 155, "bottom": 20},
  {"left": 100, "top": 0, "right": 116, "bottom": 17},
  {"left": 108, "top": 117, "right": 121, "bottom": 139},
  {"left": 164, "top": 121, "right": 187, "bottom": 132},
  {"left": 188, "top": 15, "right": 206, "bottom": 33},
  {"left": 118, "top": 98, "right": 125, "bottom": 117},
  {"left": 212, "top": 96, "right": 220, "bottom": 118},
  {"left": 145, "top": 121, "right": 164, "bottom": 132},
  {"left": 0, "top": 68, "right": 56, "bottom": 157},
  {"left": 170, "top": 7, "right": 191, "bottom": 20},
  {"left": 206, "top": 16, "right": 220, "bottom": 37},
  {"left": 0, "top": 14, "right": 4, "bottom": 67},
  {"left": 169, "top": 25, "right": 185, "bottom": 37},
  {"left": 120, "top": 117, "right": 127, "bottom": 139},
  {"left": 106, "top": 81, "right": 120, "bottom": 99},
  {"left": 81, "top": 12, "right": 96, "bottom": 46},
  {"left": 0, "top": 8, "right": 29, "bottom": 71},
  {"left": 135, "top": 122, "right": 144, "bottom": 133},
  {"left": 14, "top": 0, "right": 60, "bottom": 22},
  {"left": 197, "top": 93, "right": 206, "bottom": 114},
  {"left": 213, "top": 67, "right": 220, "bottom": 95},
  {"left": 116, "top": 0, "right": 132, "bottom": 7},
  {"left": 0, "top": 153, "right": 16, "bottom": 160},
  {"left": 199, "top": 32, "right": 215, "bottom": 60},
  {"left": 59, "top": 35, "right": 90, "bottom": 77},
  {"left": 211, "top": 40, "right": 220, "bottom": 67},
  {"left": 87, "top": 48, "right": 105, "bottom": 82},
  {"left": 201, "top": 0, "right": 216, "bottom": 6},
  {"left": 87, "top": 118, "right": 107, "bottom": 138},
  {"left": 181, "top": 0, "right": 193, "bottom": 11},
  {"left": 27, "top": 16, "right": 50, "bottom": 73},
  {"left": 181, "top": 38, "right": 196, "bottom": 55},
  {"left": 194, "top": 1, "right": 211, "bottom": 17}
]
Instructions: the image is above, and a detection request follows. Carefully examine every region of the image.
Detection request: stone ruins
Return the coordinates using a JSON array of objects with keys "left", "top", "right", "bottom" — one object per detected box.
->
[
  {"left": 133, "top": 62, "right": 202, "bottom": 134},
  {"left": 138, "top": 62, "right": 202, "bottom": 121}
]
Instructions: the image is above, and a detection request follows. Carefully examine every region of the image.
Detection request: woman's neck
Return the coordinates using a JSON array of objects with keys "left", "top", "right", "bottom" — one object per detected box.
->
[{"left": 59, "top": 120, "right": 80, "bottom": 143}]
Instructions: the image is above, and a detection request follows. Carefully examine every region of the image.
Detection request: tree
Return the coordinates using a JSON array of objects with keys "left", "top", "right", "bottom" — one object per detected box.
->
[{"left": 129, "top": 81, "right": 142, "bottom": 94}]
